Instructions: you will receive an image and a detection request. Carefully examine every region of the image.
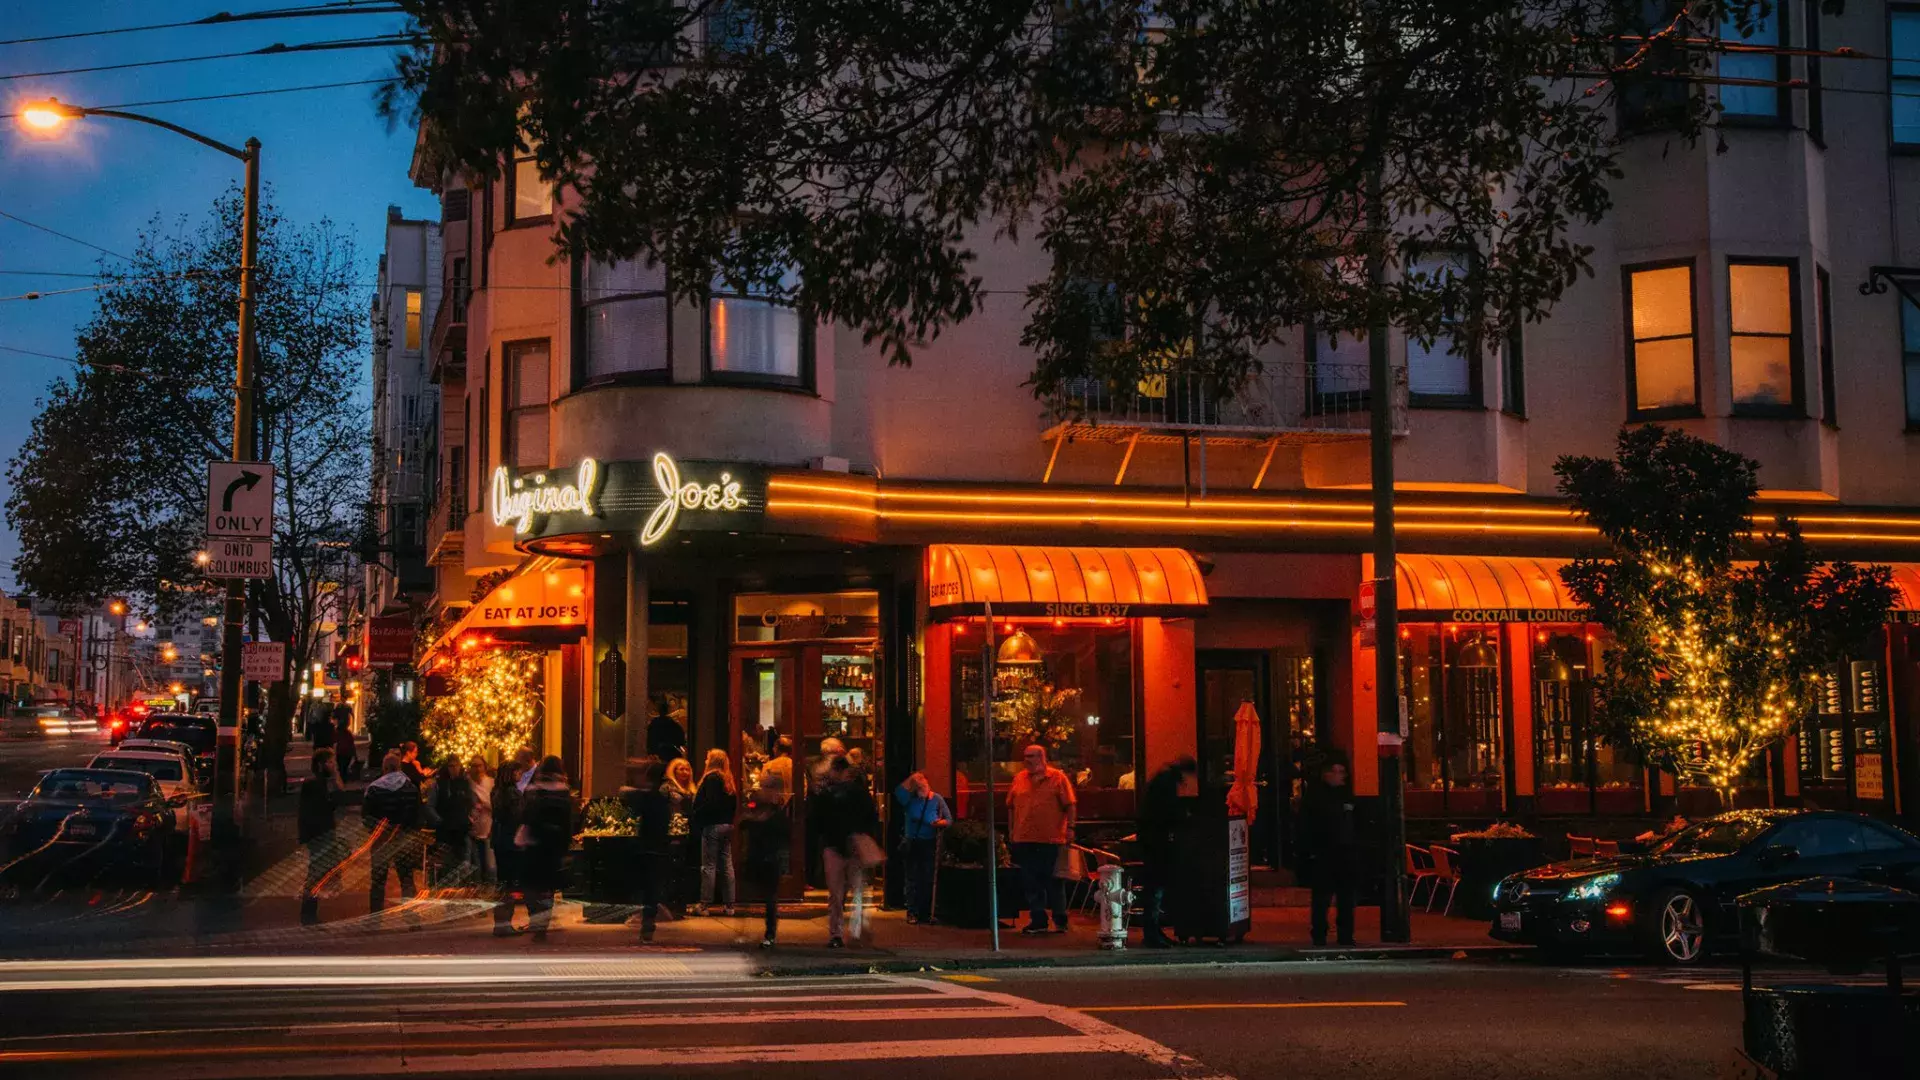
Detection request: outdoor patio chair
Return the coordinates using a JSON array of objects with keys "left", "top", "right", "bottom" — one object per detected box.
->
[
  {"left": 1404, "top": 844, "right": 1438, "bottom": 908},
  {"left": 1567, "top": 834, "right": 1597, "bottom": 857},
  {"left": 1425, "top": 844, "right": 1463, "bottom": 915},
  {"left": 1593, "top": 838, "right": 1620, "bottom": 857}
]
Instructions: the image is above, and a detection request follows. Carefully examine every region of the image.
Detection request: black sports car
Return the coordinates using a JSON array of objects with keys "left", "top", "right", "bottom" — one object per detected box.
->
[
  {"left": 1489, "top": 809, "right": 1920, "bottom": 964},
  {"left": 0, "top": 768, "right": 180, "bottom": 885}
]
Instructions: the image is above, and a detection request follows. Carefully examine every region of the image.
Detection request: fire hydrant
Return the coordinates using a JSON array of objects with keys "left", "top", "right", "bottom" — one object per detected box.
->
[{"left": 1095, "top": 863, "right": 1132, "bottom": 950}]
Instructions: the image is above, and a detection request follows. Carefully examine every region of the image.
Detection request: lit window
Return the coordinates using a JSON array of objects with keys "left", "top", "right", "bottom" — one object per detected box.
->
[
  {"left": 709, "top": 263, "right": 803, "bottom": 381},
  {"left": 1718, "top": 7, "right": 1782, "bottom": 119},
  {"left": 506, "top": 341, "right": 550, "bottom": 468},
  {"left": 1894, "top": 11, "right": 1920, "bottom": 146},
  {"left": 1406, "top": 252, "right": 1474, "bottom": 401},
  {"left": 1727, "top": 261, "right": 1797, "bottom": 411},
  {"left": 1625, "top": 263, "right": 1696, "bottom": 414},
  {"left": 580, "top": 258, "right": 670, "bottom": 381},
  {"left": 508, "top": 130, "right": 553, "bottom": 223},
  {"left": 403, "top": 289, "right": 422, "bottom": 351}
]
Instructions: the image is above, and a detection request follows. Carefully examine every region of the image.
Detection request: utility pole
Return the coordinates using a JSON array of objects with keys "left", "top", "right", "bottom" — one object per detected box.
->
[
  {"left": 216, "top": 140, "right": 262, "bottom": 836},
  {"left": 1368, "top": 177, "right": 1410, "bottom": 944},
  {"left": 982, "top": 601, "right": 1001, "bottom": 953}
]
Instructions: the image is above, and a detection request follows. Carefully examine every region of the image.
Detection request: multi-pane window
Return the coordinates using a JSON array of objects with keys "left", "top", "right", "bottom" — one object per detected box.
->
[
  {"left": 709, "top": 264, "right": 804, "bottom": 381},
  {"left": 1502, "top": 324, "right": 1525, "bottom": 417},
  {"left": 507, "top": 132, "right": 553, "bottom": 223},
  {"left": 505, "top": 341, "right": 551, "bottom": 468},
  {"left": 1405, "top": 252, "right": 1475, "bottom": 402},
  {"left": 1902, "top": 297, "right": 1920, "bottom": 427},
  {"left": 1727, "top": 260, "right": 1798, "bottom": 412},
  {"left": 580, "top": 258, "right": 670, "bottom": 381},
  {"left": 403, "top": 289, "right": 422, "bottom": 351},
  {"left": 1625, "top": 262, "right": 1697, "bottom": 415},
  {"left": 707, "top": 0, "right": 755, "bottom": 56},
  {"left": 1718, "top": 6, "right": 1783, "bottom": 119},
  {"left": 1308, "top": 328, "right": 1371, "bottom": 398},
  {"left": 1895, "top": 9, "right": 1920, "bottom": 146}
]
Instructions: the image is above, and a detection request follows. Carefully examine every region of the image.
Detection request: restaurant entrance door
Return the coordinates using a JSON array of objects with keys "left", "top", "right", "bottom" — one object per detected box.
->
[
  {"left": 1197, "top": 650, "right": 1276, "bottom": 867},
  {"left": 729, "top": 591, "right": 884, "bottom": 894}
]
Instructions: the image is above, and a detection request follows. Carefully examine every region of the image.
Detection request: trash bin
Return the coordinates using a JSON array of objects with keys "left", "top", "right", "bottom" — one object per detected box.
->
[
  {"left": 1735, "top": 876, "right": 1920, "bottom": 1080},
  {"left": 1168, "top": 800, "right": 1252, "bottom": 945}
]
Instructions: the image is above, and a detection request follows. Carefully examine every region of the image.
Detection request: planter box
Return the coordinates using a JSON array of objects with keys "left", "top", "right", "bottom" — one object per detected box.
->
[
  {"left": 579, "top": 834, "right": 641, "bottom": 904},
  {"left": 934, "top": 864, "right": 1026, "bottom": 929}
]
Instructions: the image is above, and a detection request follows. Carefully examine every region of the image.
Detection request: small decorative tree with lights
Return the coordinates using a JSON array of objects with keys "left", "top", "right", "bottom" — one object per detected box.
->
[
  {"left": 1556, "top": 427, "right": 1895, "bottom": 805},
  {"left": 421, "top": 647, "right": 545, "bottom": 764}
]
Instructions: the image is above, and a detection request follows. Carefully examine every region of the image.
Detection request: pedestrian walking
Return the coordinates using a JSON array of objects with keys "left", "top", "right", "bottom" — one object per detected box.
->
[
  {"left": 1135, "top": 755, "right": 1196, "bottom": 948},
  {"left": 427, "top": 757, "right": 475, "bottom": 886},
  {"left": 621, "top": 759, "right": 673, "bottom": 943},
  {"left": 332, "top": 716, "right": 359, "bottom": 782},
  {"left": 893, "top": 771, "right": 951, "bottom": 925},
  {"left": 739, "top": 774, "right": 791, "bottom": 948},
  {"left": 468, "top": 756, "right": 495, "bottom": 882},
  {"left": 693, "top": 749, "right": 739, "bottom": 916},
  {"left": 308, "top": 704, "right": 335, "bottom": 750},
  {"left": 518, "top": 756, "right": 574, "bottom": 941},
  {"left": 814, "top": 755, "right": 881, "bottom": 948},
  {"left": 298, "top": 747, "right": 343, "bottom": 926},
  {"left": 1299, "top": 756, "right": 1359, "bottom": 947},
  {"left": 1008, "top": 744, "right": 1077, "bottom": 935},
  {"left": 362, "top": 751, "right": 423, "bottom": 914},
  {"left": 491, "top": 760, "right": 527, "bottom": 936}
]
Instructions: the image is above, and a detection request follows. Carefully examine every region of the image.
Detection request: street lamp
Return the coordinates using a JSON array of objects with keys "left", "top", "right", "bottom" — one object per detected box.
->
[{"left": 19, "top": 96, "right": 261, "bottom": 829}]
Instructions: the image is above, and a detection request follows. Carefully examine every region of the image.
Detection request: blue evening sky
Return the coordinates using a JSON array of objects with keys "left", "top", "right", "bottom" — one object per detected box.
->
[{"left": 0, "top": 3, "right": 434, "bottom": 589}]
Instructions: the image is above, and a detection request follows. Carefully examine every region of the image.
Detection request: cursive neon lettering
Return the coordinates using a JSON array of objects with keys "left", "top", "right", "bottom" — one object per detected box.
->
[
  {"left": 490, "top": 458, "right": 599, "bottom": 534},
  {"left": 641, "top": 453, "right": 747, "bottom": 545}
]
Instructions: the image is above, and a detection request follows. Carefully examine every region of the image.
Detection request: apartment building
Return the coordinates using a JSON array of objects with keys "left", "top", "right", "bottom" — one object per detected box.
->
[
  {"left": 366, "top": 206, "right": 443, "bottom": 621},
  {"left": 408, "top": 3, "right": 1920, "bottom": 882}
]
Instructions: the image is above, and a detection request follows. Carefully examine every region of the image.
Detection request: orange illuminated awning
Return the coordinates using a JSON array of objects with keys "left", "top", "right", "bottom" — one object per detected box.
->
[
  {"left": 1888, "top": 565, "right": 1920, "bottom": 610},
  {"left": 1393, "top": 554, "right": 1586, "bottom": 623},
  {"left": 419, "top": 557, "right": 588, "bottom": 671},
  {"left": 927, "top": 545, "right": 1208, "bottom": 619}
]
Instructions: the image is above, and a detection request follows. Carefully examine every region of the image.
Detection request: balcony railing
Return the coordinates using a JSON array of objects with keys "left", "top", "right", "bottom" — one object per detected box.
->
[
  {"left": 429, "top": 277, "right": 469, "bottom": 383},
  {"left": 1042, "top": 361, "right": 1407, "bottom": 446},
  {"left": 427, "top": 485, "right": 467, "bottom": 568}
]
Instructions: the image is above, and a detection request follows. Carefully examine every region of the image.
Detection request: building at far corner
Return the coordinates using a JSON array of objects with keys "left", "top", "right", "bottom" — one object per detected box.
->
[{"left": 405, "top": 2, "right": 1920, "bottom": 895}]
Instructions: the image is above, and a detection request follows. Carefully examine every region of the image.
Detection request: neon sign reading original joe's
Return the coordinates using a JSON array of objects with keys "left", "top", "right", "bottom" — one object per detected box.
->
[{"left": 491, "top": 459, "right": 600, "bottom": 533}]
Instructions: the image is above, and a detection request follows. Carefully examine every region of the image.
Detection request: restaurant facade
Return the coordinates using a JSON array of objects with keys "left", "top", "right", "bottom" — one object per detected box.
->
[{"left": 404, "top": 0, "right": 1920, "bottom": 890}]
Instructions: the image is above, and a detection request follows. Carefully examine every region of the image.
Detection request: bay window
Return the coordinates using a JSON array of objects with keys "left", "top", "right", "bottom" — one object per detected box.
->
[
  {"left": 1718, "top": 5, "right": 1784, "bottom": 120},
  {"left": 1624, "top": 261, "right": 1698, "bottom": 417},
  {"left": 1893, "top": 8, "right": 1920, "bottom": 147},
  {"left": 1405, "top": 252, "right": 1476, "bottom": 404},
  {"left": 506, "top": 132, "right": 553, "bottom": 224},
  {"left": 708, "top": 263, "right": 805, "bottom": 383},
  {"left": 579, "top": 257, "right": 670, "bottom": 382},
  {"left": 1902, "top": 296, "right": 1920, "bottom": 428},
  {"left": 504, "top": 340, "right": 550, "bottom": 468}
]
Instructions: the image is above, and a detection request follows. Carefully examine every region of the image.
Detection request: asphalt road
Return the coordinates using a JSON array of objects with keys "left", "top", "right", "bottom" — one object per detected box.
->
[
  {"left": 0, "top": 734, "right": 112, "bottom": 800},
  {"left": 0, "top": 953, "right": 1841, "bottom": 1079}
]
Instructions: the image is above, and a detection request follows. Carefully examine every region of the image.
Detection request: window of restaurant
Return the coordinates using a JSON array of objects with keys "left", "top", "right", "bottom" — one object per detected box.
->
[
  {"left": 1797, "top": 653, "right": 1892, "bottom": 810},
  {"left": 633, "top": 596, "right": 693, "bottom": 763},
  {"left": 1401, "top": 625, "right": 1505, "bottom": 815},
  {"left": 1531, "top": 628, "right": 1642, "bottom": 814},
  {"left": 953, "top": 620, "right": 1137, "bottom": 820}
]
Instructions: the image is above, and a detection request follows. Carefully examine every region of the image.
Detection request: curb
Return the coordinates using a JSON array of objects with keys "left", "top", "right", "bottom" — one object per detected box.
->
[{"left": 746, "top": 943, "right": 1534, "bottom": 978}]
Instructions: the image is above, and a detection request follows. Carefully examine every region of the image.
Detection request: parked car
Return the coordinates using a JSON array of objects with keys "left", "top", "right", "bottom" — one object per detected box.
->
[
  {"left": 132, "top": 715, "right": 218, "bottom": 786},
  {"left": 86, "top": 749, "right": 201, "bottom": 829},
  {"left": 0, "top": 768, "right": 179, "bottom": 885},
  {"left": 1490, "top": 809, "right": 1920, "bottom": 964}
]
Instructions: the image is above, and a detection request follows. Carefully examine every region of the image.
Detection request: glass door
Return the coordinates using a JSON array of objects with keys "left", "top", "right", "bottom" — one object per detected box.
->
[
  {"left": 1197, "top": 651, "right": 1276, "bottom": 867},
  {"left": 730, "top": 650, "right": 803, "bottom": 891}
]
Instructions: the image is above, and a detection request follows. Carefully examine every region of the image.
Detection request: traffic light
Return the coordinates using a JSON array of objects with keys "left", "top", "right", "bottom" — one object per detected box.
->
[
  {"left": 345, "top": 654, "right": 365, "bottom": 673},
  {"left": 325, "top": 659, "right": 341, "bottom": 680}
]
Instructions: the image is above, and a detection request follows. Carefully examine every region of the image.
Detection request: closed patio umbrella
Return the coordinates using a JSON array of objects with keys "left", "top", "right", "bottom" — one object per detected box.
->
[{"left": 1226, "top": 699, "right": 1261, "bottom": 818}]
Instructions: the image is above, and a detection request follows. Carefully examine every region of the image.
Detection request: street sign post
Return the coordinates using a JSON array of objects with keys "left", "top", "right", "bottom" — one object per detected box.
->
[
  {"left": 206, "top": 537, "right": 272, "bottom": 579},
  {"left": 206, "top": 461, "right": 274, "bottom": 538},
  {"left": 241, "top": 641, "right": 285, "bottom": 684}
]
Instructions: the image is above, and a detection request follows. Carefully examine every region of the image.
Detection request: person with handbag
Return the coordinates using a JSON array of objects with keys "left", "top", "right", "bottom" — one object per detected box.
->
[
  {"left": 813, "top": 755, "right": 881, "bottom": 948},
  {"left": 1008, "top": 744, "right": 1077, "bottom": 935},
  {"left": 893, "top": 771, "right": 951, "bottom": 925}
]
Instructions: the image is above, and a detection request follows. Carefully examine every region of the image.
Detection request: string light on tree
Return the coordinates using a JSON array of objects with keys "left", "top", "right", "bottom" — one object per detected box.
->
[{"left": 421, "top": 646, "right": 544, "bottom": 763}]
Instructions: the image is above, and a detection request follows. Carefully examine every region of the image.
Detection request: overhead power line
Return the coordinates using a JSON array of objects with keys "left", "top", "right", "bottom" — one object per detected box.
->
[
  {"left": 0, "top": 209, "right": 128, "bottom": 261},
  {"left": 0, "top": 2, "right": 403, "bottom": 48},
  {"left": 0, "top": 76, "right": 402, "bottom": 119},
  {"left": 0, "top": 34, "right": 421, "bottom": 83}
]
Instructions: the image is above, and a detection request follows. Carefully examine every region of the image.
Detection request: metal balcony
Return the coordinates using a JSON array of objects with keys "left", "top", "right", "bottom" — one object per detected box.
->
[
  {"left": 1041, "top": 361, "right": 1407, "bottom": 447},
  {"left": 427, "top": 487, "right": 467, "bottom": 568}
]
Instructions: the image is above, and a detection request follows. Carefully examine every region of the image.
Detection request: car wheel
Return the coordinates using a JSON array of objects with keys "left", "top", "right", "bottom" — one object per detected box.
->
[{"left": 1641, "top": 887, "right": 1708, "bottom": 965}]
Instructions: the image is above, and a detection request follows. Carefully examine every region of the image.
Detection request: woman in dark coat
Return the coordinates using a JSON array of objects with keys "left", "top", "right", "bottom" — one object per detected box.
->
[
  {"left": 518, "top": 756, "right": 575, "bottom": 941},
  {"left": 490, "top": 760, "right": 527, "bottom": 936}
]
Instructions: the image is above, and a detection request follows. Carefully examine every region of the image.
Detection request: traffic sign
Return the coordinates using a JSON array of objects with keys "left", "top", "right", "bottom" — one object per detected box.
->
[
  {"left": 206, "top": 537, "right": 272, "bottom": 579},
  {"left": 241, "top": 641, "right": 285, "bottom": 684},
  {"left": 207, "top": 461, "right": 274, "bottom": 538}
]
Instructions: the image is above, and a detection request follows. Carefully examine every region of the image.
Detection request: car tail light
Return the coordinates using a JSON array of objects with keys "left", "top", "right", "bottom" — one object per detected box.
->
[{"left": 1605, "top": 901, "right": 1633, "bottom": 921}]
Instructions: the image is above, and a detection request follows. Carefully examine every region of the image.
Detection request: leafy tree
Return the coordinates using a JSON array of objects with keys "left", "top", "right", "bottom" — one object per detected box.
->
[
  {"left": 5, "top": 189, "right": 368, "bottom": 777},
  {"left": 1556, "top": 427, "right": 1895, "bottom": 803},
  {"left": 386, "top": 0, "right": 1793, "bottom": 401}
]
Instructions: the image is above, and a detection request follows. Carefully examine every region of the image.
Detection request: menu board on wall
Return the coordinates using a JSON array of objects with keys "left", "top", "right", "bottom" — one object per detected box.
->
[
  {"left": 1226, "top": 817, "right": 1251, "bottom": 925},
  {"left": 1857, "top": 754, "right": 1886, "bottom": 801}
]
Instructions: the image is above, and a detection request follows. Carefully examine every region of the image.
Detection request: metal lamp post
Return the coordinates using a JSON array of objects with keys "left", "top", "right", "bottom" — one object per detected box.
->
[{"left": 19, "top": 100, "right": 260, "bottom": 834}]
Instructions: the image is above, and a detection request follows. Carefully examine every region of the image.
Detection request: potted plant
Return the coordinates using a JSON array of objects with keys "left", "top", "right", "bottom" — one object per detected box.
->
[
  {"left": 577, "top": 796, "right": 639, "bottom": 904},
  {"left": 934, "top": 818, "right": 1023, "bottom": 928}
]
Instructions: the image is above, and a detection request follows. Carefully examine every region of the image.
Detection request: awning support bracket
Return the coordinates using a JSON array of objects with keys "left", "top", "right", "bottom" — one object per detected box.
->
[
  {"left": 1251, "top": 437, "right": 1280, "bottom": 491},
  {"left": 1114, "top": 432, "right": 1141, "bottom": 486},
  {"left": 1042, "top": 432, "right": 1065, "bottom": 485}
]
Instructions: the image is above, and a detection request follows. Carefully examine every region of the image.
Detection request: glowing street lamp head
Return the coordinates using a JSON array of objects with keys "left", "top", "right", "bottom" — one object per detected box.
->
[{"left": 18, "top": 99, "right": 78, "bottom": 134}]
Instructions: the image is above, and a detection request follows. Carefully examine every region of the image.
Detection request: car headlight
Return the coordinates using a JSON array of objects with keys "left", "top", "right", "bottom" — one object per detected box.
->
[{"left": 1565, "top": 873, "right": 1622, "bottom": 902}]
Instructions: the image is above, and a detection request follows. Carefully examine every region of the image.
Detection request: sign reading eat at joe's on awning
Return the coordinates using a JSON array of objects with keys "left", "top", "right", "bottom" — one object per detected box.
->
[{"left": 471, "top": 567, "right": 588, "bottom": 630}]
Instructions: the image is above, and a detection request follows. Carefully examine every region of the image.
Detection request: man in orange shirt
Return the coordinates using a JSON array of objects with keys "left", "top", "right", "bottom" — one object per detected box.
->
[{"left": 1008, "top": 744, "right": 1077, "bottom": 934}]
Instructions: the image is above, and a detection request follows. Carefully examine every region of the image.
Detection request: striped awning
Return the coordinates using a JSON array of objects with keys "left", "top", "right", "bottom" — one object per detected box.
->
[{"left": 926, "top": 545, "right": 1208, "bottom": 618}]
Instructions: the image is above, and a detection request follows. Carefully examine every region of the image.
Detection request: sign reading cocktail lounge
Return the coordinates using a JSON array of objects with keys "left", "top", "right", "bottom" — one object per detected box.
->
[
  {"left": 1400, "top": 607, "right": 1592, "bottom": 624},
  {"left": 489, "top": 453, "right": 763, "bottom": 545}
]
